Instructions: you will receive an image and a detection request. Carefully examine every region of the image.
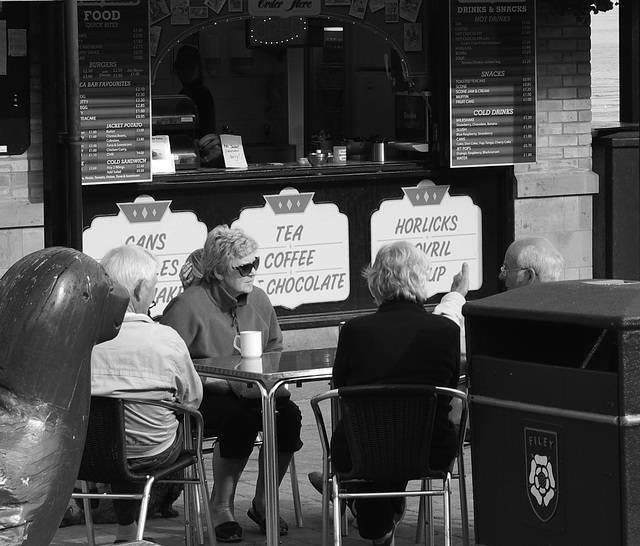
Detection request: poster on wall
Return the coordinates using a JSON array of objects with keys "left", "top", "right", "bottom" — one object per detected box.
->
[
  {"left": 78, "top": 0, "right": 152, "bottom": 184},
  {"left": 83, "top": 195, "right": 208, "bottom": 314},
  {"left": 449, "top": 0, "right": 536, "bottom": 168},
  {"left": 0, "top": 4, "right": 30, "bottom": 156},
  {"left": 371, "top": 180, "right": 483, "bottom": 296},
  {"left": 232, "top": 187, "right": 350, "bottom": 310}
]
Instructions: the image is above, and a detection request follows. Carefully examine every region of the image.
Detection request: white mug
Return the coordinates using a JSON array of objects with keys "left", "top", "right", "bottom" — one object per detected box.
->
[{"left": 233, "top": 330, "right": 262, "bottom": 358}]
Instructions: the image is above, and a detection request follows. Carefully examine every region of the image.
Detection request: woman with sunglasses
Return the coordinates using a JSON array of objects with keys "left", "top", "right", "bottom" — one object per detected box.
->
[{"left": 162, "top": 225, "right": 303, "bottom": 543}]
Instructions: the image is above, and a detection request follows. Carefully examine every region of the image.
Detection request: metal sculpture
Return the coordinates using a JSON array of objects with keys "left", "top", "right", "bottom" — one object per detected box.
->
[{"left": 0, "top": 247, "right": 129, "bottom": 545}]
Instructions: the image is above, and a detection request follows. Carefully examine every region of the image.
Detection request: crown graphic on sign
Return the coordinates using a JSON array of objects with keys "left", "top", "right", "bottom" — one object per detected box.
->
[
  {"left": 264, "top": 188, "right": 314, "bottom": 215},
  {"left": 117, "top": 195, "right": 172, "bottom": 223},
  {"left": 403, "top": 180, "right": 449, "bottom": 206}
]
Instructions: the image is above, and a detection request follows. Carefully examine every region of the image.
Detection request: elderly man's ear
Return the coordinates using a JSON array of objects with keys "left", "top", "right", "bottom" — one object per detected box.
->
[
  {"left": 522, "top": 267, "right": 537, "bottom": 285},
  {"left": 133, "top": 279, "right": 146, "bottom": 303},
  {"left": 132, "top": 278, "right": 155, "bottom": 312}
]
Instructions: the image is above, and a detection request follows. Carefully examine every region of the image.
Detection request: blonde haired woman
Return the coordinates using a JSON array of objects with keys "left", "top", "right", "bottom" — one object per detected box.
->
[{"left": 330, "top": 241, "right": 468, "bottom": 546}]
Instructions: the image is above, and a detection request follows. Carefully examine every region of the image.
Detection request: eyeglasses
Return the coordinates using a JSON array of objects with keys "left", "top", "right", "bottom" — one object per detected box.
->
[
  {"left": 233, "top": 257, "right": 260, "bottom": 277},
  {"left": 499, "top": 265, "right": 529, "bottom": 276}
]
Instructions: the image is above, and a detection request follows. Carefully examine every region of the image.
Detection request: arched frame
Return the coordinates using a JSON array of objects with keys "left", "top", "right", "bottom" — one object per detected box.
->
[{"left": 151, "top": 5, "right": 431, "bottom": 87}]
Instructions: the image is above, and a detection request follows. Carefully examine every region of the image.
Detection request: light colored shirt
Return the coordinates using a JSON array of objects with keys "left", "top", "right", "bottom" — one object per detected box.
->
[
  {"left": 91, "top": 313, "right": 203, "bottom": 458},
  {"left": 433, "top": 291, "right": 467, "bottom": 358}
]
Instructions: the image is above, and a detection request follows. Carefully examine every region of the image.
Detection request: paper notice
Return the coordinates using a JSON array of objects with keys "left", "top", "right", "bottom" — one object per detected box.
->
[{"left": 220, "top": 134, "right": 248, "bottom": 168}]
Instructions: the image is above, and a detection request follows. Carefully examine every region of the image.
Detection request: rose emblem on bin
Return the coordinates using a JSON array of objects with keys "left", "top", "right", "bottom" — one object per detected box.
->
[
  {"left": 525, "top": 427, "right": 559, "bottom": 522},
  {"left": 529, "top": 455, "right": 556, "bottom": 506}
]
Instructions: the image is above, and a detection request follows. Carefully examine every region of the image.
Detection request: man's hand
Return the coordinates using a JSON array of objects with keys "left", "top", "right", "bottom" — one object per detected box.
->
[{"left": 450, "top": 262, "right": 470, "bottom": 297}]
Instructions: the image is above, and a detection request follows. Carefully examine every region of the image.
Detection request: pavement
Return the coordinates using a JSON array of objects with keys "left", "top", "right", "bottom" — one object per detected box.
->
[{"left": 52, "top": 381, "right": 474, "bottom": 546}]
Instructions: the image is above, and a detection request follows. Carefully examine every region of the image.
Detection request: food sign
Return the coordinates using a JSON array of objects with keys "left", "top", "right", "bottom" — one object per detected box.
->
[
  {"left": 78, "top": 0, "right": 152, "bottom": 184},
  {"left": 371, "top": 180, "right": 482, "bottom": 295},
  {"left": 233, "top": 187, "right": 350, "bottom": 309},
  {"left": 449, "top": 0, "right": 537, "bottom": 167},
  {"left": 83, "top": 194, "right": 208, "bottom": 314}
]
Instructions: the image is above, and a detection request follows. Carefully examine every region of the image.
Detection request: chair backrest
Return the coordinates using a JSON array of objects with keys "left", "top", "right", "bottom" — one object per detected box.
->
[
  {"left": 77, "top": 396, "right": 135, "bottom": 484},
  {"left": 338, "top": 384, "right": 438, "bottom": 483}
]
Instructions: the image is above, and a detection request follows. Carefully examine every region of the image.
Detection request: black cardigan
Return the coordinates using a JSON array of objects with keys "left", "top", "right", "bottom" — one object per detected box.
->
[{"left": 332, "top": 298, "right": 461, "bottom": 470}]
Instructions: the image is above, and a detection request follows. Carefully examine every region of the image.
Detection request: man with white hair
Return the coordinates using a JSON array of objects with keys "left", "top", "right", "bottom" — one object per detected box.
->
[
  {"left": 91, "top": 244, "right": 203, "bottom": 543},
  {"left": 498, "top": 236, "right": 564, "bottom": 290}
]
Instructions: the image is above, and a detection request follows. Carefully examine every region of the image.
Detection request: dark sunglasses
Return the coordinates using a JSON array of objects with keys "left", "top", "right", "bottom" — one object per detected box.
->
[{"left": 233, "top": 257, "right": 260, "bottom": 277}]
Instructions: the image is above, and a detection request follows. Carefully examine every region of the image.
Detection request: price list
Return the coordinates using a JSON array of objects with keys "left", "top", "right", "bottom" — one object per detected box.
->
[
  {"left": 78, "top": 1, "right": 151, "bottom": 184},
  {"left": 449, "top": 0, "right": 536, "bottom": 168}
]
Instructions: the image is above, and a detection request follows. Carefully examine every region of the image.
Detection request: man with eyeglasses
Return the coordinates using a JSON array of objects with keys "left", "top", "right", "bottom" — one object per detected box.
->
[
  {"left": 162, "top": 225, "right": 302, "bottom": 543},
  {"left": 498, "top": 236, "right": 564, "bottom": 290},
  {"left": 91, "top": 244, "right": 203, "bottom": 543}
]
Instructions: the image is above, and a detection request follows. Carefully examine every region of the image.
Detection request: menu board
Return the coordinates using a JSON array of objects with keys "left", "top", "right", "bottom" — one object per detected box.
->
[
  {"left": 449, "top": 0, "right": 536, "bottom": 168},
  {"left": 78, "top": 1, "right": 151, "bottom": 184}
]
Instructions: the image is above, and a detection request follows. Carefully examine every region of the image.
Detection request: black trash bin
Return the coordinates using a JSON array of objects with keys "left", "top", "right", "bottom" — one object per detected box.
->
[
  {"left": 592, "top": 129, "right": 640, "bottom": 280},
  {"left": 464, "top": 280, "right": 640, "bottom": 545}
]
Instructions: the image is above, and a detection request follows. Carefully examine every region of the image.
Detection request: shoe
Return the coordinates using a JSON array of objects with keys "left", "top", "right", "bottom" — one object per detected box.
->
[
  {"left": 247, "top": 499, "right": 288, "bottom": 536},
  {"left": 159, "top": 503, "right": 179, "bottom": 518},
  {"left": 308, "top": 471, "right": 324, "bottom": 494},
  {"left": 59, "top": 504, "right": 84, "bottom": 528},
  {"left": 309, "top": 472, "right": 358, "bottom": 523},
  {"left": 214, "top": 521, "right": 242, "bottom": 543}
]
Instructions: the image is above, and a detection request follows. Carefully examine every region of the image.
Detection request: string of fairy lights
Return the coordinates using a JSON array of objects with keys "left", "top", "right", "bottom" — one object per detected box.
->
[{"left": 249, "top": 17, "right": 309, "bottom": 45}]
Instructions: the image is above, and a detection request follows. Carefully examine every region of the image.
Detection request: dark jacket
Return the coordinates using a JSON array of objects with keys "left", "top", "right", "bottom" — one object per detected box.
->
[{"left": 332, "top": 298, "right": 461, "bottom": 470}]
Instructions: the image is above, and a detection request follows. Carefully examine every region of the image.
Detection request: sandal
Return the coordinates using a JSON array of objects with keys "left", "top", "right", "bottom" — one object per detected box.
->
[
  {"left": 247, "top": 499, "right": 289, "bottom": 536},
  {"left": 215, "top": 521, "right": 242, "bottom": 543}
]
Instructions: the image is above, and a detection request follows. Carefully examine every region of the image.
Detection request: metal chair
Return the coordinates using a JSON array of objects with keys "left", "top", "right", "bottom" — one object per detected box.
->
[
  {"left": 311, "top": 384, "right": 469, "bottom": 546},
  {"left": 415, "top": 377, "right": 470, "bottom": 546},
  {"left": 201, "top": 432, "right": 304, "bottom": 528},
  {"left": 72, "top": 396, "right": 216, "bottom": 546}
]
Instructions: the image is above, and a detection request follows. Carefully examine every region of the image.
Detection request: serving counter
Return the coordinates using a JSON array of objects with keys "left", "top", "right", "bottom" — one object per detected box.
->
[
  {"left": 82, "top": 160, "right": 513, "bottom": 329},
  {"left": 154, "top": 159, "right": 432, "bottom": 185}
]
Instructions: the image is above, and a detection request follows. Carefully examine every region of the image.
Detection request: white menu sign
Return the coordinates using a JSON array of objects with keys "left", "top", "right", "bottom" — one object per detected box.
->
[
  {"left": 83, "top": 194, "right": 208, "bottom": 313},
  {"left": 371, "top": 180, "right": 483, "bottom": 295},
  {"left": 233, "top": 187, "right": 350, "bottom": 309}
]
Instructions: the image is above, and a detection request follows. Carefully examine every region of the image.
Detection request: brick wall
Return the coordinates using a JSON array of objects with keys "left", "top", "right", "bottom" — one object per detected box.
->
[
  {"left": 512, "top": 2, "right": 598, "bottom": 281},
  {"left": 0, "top": 11, "right": 44, "bottom": 278}
]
